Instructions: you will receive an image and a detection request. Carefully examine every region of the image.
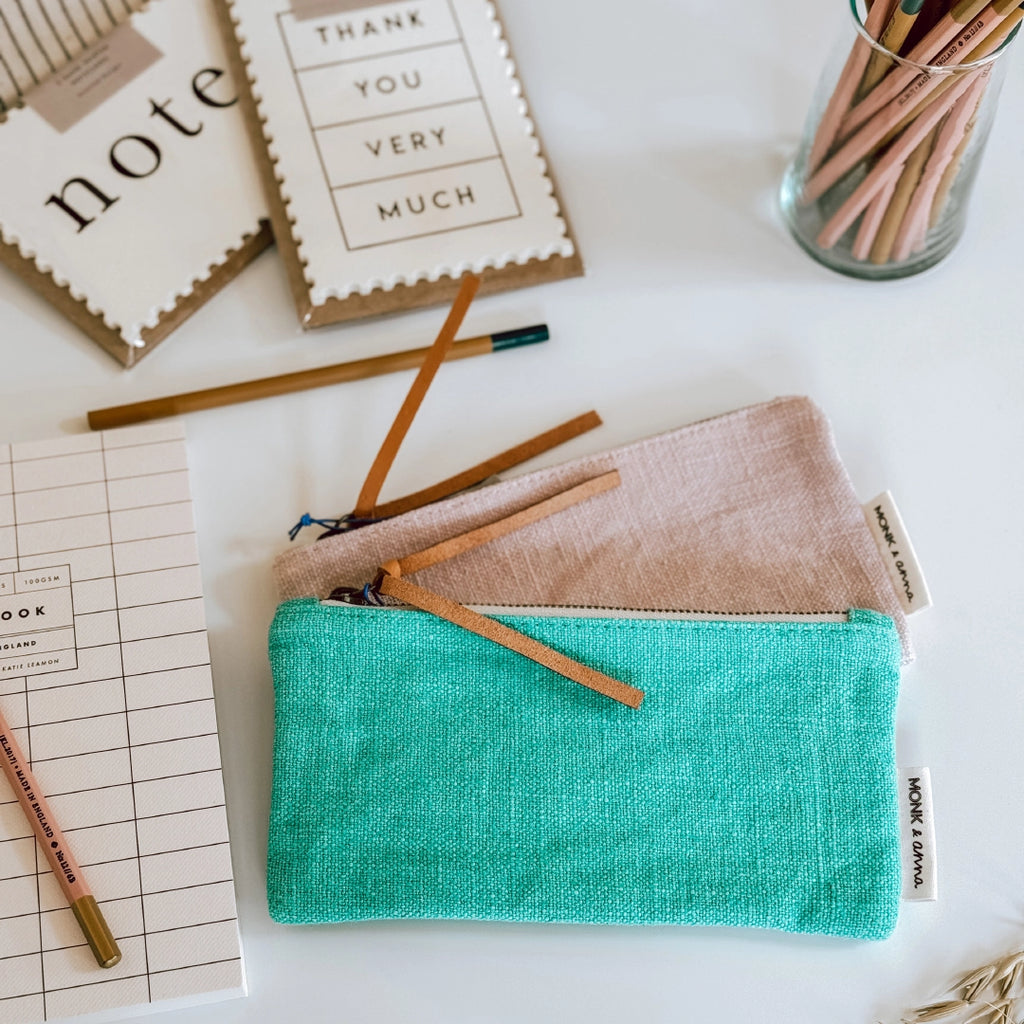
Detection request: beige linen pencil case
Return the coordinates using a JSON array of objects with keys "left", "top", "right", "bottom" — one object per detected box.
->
[{"left": 274, "top": 395, "right": 913, "bottom": 662}]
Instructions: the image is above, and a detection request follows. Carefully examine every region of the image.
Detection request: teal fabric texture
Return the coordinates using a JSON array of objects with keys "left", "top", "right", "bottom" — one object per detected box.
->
[{"left": 267, "top": 601, "right": 903, "bottom": 939}]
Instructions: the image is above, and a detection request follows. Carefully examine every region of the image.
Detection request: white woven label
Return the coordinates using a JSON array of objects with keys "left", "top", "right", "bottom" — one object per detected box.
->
[
  {"left": 900, "top": 767, "right": 938, "bottom": 902},
  {"left": 863, "top": 491, "right": 933, "bottom": 615}
]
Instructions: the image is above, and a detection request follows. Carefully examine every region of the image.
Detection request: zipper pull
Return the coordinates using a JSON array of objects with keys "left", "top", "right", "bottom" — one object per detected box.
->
[
  {"left": 344, "top": 469, "right": 645, "bottom": 710},
  {"left": 375, "top": 571, "right": 644, "bottom": 710},
  {"left": 288, "top": 273, "right": 604, "bottom": 540}
]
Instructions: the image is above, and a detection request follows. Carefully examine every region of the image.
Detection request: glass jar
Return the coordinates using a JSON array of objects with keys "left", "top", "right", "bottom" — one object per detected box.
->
[{"left": 780, "top": 0, "right": 1019, "bottom": 279}]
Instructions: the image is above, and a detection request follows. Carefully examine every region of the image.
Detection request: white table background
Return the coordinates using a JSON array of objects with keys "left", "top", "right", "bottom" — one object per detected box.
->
[{"left": 2, "top": 0, "right": 1023, "bottom": 1020}]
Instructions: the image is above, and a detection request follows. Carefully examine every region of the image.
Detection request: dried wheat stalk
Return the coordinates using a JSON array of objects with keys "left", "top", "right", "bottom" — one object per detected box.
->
[{"left": 893, "top": 950, "right": 1024, "bottom": 1024}]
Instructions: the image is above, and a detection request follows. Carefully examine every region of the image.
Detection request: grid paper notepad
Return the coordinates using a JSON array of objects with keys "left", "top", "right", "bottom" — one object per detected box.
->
[{"left": 0, "top": 421, "right": 245, "bottom": 1024}]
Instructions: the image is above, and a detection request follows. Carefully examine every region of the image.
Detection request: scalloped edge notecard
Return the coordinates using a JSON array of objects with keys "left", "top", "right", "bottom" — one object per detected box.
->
[
  {"left": 217, "top": 0, "right": 582, "bottom": 327},
  {"left": 0, "top": 0, "right": 271, "bottom": 367}
]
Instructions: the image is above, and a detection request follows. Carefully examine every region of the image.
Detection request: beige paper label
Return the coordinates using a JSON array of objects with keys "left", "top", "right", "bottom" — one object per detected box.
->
[
  {"left": 27, "top": 23, "right": 163, "bottom": 133},
  {"left": 292, "top": 0, "right": 398, "bottom": 22},
  {"left": 0, "top": 564, "right": 77, "bottom": 678}
]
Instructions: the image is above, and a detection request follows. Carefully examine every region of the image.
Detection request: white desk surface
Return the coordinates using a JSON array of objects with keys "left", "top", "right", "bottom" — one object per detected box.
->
[{"left": 2, "top": 1, "right": 1023, "bottom": 1021}]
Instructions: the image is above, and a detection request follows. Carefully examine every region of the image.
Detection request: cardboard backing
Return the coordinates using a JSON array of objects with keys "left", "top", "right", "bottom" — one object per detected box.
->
[{"left": 213, "top": 0, "right": 584, "bottom": 330}]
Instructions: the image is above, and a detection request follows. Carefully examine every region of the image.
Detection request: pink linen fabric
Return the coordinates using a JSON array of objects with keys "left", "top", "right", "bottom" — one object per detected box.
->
[{"left": 273, "top": 396, "right": 912, "bottom": 661}]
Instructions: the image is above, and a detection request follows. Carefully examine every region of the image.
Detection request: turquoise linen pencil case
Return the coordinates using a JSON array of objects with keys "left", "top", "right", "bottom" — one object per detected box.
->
[{"left": 266, "top": 600, "right": 904, "bottom": 939}]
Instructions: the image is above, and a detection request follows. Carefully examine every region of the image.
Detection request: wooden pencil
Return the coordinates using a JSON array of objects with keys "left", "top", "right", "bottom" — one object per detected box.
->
[
  {"left": 853, "top": 177, "right": 900, "bottom": 259},
  {"left": 0, "top": 710, "right": 121, "bottom": 968},
  {"left": 870, "top": 124, "right": 938, "bottom": 263},
  {"left": 815, "top": 66, "right": 980, "bottom": 248},
  {"left": 807, "top": 0, "right": 899, "bottom": 172},
  {"left": 860, "top": 0, "right": 928, "bottom": 94},
  {"left": 87, "top": 324, "right": 549, "bottom": 431},
  {"left": 838, "top": 0, "right": 1011, "bottom": 139}
]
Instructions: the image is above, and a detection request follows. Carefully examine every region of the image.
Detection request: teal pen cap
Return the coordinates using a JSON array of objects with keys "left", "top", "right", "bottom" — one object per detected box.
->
[{"left": 489, "top": 324, "right": 549, "bottom": 351}]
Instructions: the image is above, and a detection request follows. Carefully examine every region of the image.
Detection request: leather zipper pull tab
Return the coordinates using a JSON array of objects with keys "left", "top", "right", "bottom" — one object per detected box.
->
[
  {"left": 364, "top": 470, "right": 645, "bottom": 709},
  {"left": 376, "top": 572, "right": 644, "bottom": 709},
  {"left": 352, "top": 274, "right": 480, "bottom": 519}
]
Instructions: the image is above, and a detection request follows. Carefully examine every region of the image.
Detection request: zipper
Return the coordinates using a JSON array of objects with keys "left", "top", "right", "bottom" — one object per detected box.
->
[
  {"left": 313, "top": 465, "right": 852, "bottom": 711},
  {"left": 470, "top": 606, "right": 848, "bottom": 623},
  {"left": 320, "top": 596, "right": 848, "bottom": 624}
]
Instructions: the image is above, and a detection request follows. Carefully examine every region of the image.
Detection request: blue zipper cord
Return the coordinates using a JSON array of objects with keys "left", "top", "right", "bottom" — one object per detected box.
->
[
  {"left": 316, "top": 514, "right": 381, "bottom": 539},
  {"left": 288, "top": 514, "right": 344, "bottom": 541},
  {"left": 325, "top": 581, "right": 389, "bottom": 606},
  {"left": 288, "top": 513, "right": 382, "bottom": 542}
]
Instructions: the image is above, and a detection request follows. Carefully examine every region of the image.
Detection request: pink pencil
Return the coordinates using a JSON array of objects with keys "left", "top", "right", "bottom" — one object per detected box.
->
[
  {"left": 868, "top": 126, "right": 938, "bottom": 263},
  {"left": 807, "top": 0, "right": 900, "bottom": 172},
  {"left": 902, "top": 202, "right": 933, "bottom": 255},
  {"left": 838, "top": 0, "right": 1015, "bottom": 137},
  {"left": 890, "top": 74, "right": 990, "bottom": 259},
  {"left": 852, "top": 175, "right": 902, "bottom": 259},
  {"left": 802, "top": 5, "right": 1011, "bottom": 206},
  {"left": 0, "top": 709, "right": 122, "bottom": 968},
  {"left": 816, "top": 67, "right": 984, "bottom": 248}
]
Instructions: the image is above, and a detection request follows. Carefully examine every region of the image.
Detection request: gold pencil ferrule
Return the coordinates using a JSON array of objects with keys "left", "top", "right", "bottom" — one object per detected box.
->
[{"left": 71, "top": 896, "right": 122, "bottom": 969}]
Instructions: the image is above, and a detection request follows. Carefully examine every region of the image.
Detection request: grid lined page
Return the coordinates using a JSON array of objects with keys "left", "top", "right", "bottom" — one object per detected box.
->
[
  {"left": 0, "top": 0, "right": 145, "bottom": 110},
  {"left": 0, "top": 422, "right": 245, "bottom": 1024}
]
